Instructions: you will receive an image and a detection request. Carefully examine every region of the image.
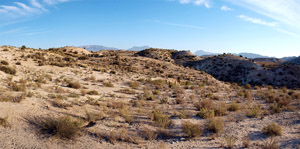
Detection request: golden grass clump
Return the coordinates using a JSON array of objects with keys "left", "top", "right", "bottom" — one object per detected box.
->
[
  {"left": 28, "top": 115, "right": 83, "bottom": 139},
  {"left": 182, "top": 121, "right": 203, "bottom": 138},
  {"left": 262, "top": 123, "right": 282, "bottom": 136}
]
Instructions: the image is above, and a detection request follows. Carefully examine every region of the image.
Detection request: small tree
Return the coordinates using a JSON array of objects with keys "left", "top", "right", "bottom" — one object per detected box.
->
[{"left": 21, "top": 45, "right": 26, "bottom": 50}]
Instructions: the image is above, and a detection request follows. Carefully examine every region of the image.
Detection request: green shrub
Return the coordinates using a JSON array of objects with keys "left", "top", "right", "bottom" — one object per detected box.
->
[
  {"left": 262, "top": 123, "right": 282, "bottom": 136},
  {"left": 182, "top": 121, "right": 203, "bottom": 138},
  {"left": 21, "top": 45, "right": 26, "bottom": 50},
  {"left": 206, "top": 118, "right": 223, "bottom": 133}
]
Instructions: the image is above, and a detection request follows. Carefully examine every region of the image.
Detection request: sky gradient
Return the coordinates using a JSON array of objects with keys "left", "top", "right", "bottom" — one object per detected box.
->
[{"left": 0, "top": 0, "right": 300, "bottom": 58}]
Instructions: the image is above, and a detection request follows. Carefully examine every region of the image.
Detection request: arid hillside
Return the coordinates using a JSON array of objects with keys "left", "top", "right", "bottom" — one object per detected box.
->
[
  {"left": 0, "top": 46, "right": 299, "bottom": 148},
  {"left": 137, "top": 49, "right": 300, "bottom": 89}
]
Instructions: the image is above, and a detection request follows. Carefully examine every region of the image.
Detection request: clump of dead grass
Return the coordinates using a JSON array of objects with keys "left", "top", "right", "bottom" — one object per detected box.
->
[{"left": 28, "top": 115, "right": 83, "bottom": 140}]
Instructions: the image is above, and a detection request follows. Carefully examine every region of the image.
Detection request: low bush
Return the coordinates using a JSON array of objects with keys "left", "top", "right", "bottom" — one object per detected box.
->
[
  {"left": 119, "top": 107, "right": 134, "bottom": 124},
  {"left": 213, "top": 102, "right": 227, "bottom": 116},
  {"left": 194, "top": 99, "right": 213, "bottom": 110},
  {"left": 228, "top": 102, "right": 240, "bottom": 112},
  {"left": 28, "top": 115, "right": 83, "bottom": 139},
  {"left": 247, "top": 105, "right": 262, "bottom": 118},
  {"left": 206, "top": 118, "right": 223, "bottom": 133},
  {"left": 103, "top": 81, "right": 114, "bottom": 87},
  {"left": 182, "top": 121, "right": 203, "bottom": 138},
  {"left": 87, "top": 90, "right": 99, "bottom": 95},
  {"left": 141, "top": 127, "right": 157, "bottom": 140},
  {"left": 224, "top": 135, "right": 237, "bottom": 149},
  {"left": 150, "top": 109, "right": 171, "bottom": 128},
  {"left": 197, "top": 108, "right": 214, "bottom": 119},
  {"left": 8, "top": 82, "right": 26, "bottom": 92},
  {"left": 175, "top": 97, "right": 185, "bottom": 104},
  {"left": 129, "top": 81, "right": 140, "bottom": 89},
  {"left": 68, "top": 82, "right": 81, "bottom": 89},
  {"left": 0, "top": 116, "right": 11, "bottom": 128},
  {"left": 0, "top": 60, "right": 9, "bottom": 65},
  {"left": 85, "top": 111, "right": 105, "bottom": 122},
  {"left": 0, "top": 65, "right": 16, "bottom": 75},
  {"left": 263, "top": 137, "right": 279, "bottom": 149},
  {"left": 262, "top": 123, "right": 282, "bottom": 136}
]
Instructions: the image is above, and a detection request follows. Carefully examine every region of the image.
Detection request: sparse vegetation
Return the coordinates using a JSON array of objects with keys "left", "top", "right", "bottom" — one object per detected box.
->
[
  {"left": 0, "top": 116, "right": 11, "bottom": 128},
  {"left": 224, "top": 135, "right": 237, "bottom": 149},
  {"left": 87, "top": 90, "right": 99, "bottom": 95},
  {"left": 0, "top": 65, "right": 16, "bottom": 75},
  {"left": 103, "top": 81, "right": 114, "bottom": 87},
  {"left": 262, "top": 123, "right": 282, "bottom": 136},
  {"left": 247, "top": 105, "right": 262, "bottom": 118},
  {"left": 0, "top": 46, "right": 298, "bottom": 148},
  {"left": 263, "top": 137, "right": 280, "bottom": 149},
  {"left": 28, "top": 115, "right": 83, "bottom": 139},
  {"left": 182, "top": 121, "right": 203, "bottom": 138},
  {"left": 150, "top": 109, "right": 171, "bottom": 128},
  {"left": 206, "top": 118, "right": 223, "bottom": 133},
  {"left": 68, "top": 81, "right": 81, "bottom": 89}
]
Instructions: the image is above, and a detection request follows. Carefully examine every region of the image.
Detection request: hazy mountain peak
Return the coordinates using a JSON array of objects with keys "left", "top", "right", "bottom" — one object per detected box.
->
[
  {"left": 79, "top": 45, "right": 121, "bottom": 51},
  {"left": 127, "top": 46, "right": 151, "bottom": 51}
]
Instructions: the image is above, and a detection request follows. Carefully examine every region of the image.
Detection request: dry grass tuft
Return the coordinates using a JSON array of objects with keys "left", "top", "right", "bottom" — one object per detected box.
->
[
  {"left": 28, "top": 115, "right": 83, "bottom": 140},
  {"left": 194, "top": 99, "right": 213, "bottom": 110},
  {"left": 150, "top": 109, "right": 171, "bottom": 128},
  {"left": 103, "top": 81, "right": 114, "bottom": 87},
  {"left": 182, "top": 121, "right": 203, "bottom": 138},
  {"left": 68, "top": 82, "right": 81, "bottom": 89},
  {"left": 197, "top": 108, "right": 214, "bottom": 119},
  {"left": 262, "top": 123, "right": 282, "bottom": 136},
  {"left": 0, "top": 116, "right": 11, "bottom": 128},
  {"left": 0, "top": 65, "right": 16, "bottom": 75},
  {"left": 263, "top": 137, "right": 280, "bottom": 149},
  {"left": 206, "top": 118, "right": 224, "bottom": 133}
]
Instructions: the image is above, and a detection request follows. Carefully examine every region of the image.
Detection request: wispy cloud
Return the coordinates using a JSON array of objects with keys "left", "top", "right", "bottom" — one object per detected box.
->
[
  {"left": 150, "top": 20, "right": 206, "bottom": 29},
  {"left": 0, "top": 28, "right": 23, "bottom": 35},
  {"left": 228, "top": 0, "right": 300, "bottom": 30},
  {"left": 178, "top": 0, "right": 211, "bottom": 8},
  {"left": 238, "top": 15, "right": 298, "bottom": 37},
  {"left": 0, "top": 0, "right": 71, "bottom": 19},
  {"left": 221, "top": 5, "right": 232, "bottom": 11},
  {"left": 238, "top": 15, "right": 278, "bottom": 27}
]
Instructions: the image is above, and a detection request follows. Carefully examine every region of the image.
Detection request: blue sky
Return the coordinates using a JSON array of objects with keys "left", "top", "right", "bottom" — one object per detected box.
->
[{"left": 0, "top": 0, "right": 300, "bottom": 58}]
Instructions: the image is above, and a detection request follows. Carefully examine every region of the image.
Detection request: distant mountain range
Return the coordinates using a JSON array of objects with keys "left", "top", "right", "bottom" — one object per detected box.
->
[
  {"left": 79, "top": 45, "right": 151, "bottom": 51},
  {"left": 127, "top": 46, "right": 151, "bottom": 51},
  {"left": 194, "top": 50, "right": 270, "bottom": 58},
  {"left": 79, "top": 45, "right": 121, "bottom": 51},
  {"left": 236, "top": 52, "right": 270, "bottom": 58},
  {"left": 194, "top": 50, "right": 218, "bottom": 56}
]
